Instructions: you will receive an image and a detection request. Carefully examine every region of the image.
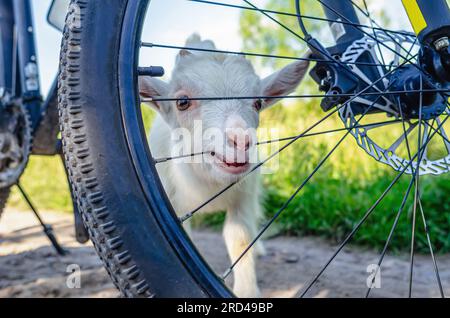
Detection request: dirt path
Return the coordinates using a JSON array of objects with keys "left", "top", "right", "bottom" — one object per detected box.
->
[{"left": 1, "top": 209, "right": 449, "bottom": 298}]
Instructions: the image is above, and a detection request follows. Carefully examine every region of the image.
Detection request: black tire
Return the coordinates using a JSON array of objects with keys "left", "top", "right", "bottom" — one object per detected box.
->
[
  {"left": 58, "top": 0, "right": 232, "bottom": 298},
  {"left": 0, "top": 187, "right": 10, "bottom": 220}
]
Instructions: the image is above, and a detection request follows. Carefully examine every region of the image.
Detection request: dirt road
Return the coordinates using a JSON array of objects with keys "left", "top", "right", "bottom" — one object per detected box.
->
[{"left": 1, "top": 209, "right": 449, "bottom": 298}]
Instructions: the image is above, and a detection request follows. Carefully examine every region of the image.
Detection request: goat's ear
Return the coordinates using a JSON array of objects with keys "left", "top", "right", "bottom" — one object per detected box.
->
[
  {"left": 261, "top": 55, "right": 310, "bottom": 109},
  {"left": 179, "top": 49, "right": 193, "bottom": 57},
  {"left": 139, "top": 76, "right": 170, "bottom": 112}
]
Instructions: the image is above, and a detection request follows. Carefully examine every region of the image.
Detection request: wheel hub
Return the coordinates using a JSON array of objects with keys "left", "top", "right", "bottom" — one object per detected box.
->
[
  {"left": 311, "top": 32, "right": 450, "bottom": 175},
  {"left": 389, "top": 64, "right": 447, "bottom": 120}
]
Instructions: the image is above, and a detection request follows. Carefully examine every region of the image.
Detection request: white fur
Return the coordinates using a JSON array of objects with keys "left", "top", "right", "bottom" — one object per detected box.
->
[{"left": 140, "top": 34, "right": 309, "bottom": 297}]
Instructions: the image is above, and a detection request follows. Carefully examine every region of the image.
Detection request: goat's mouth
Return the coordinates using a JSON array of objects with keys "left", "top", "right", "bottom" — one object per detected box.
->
[{"left": 210, "top": 152, "right": 250, "bottom": 175}]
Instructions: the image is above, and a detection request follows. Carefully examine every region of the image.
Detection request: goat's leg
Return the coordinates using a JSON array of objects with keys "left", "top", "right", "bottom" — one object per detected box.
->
[
  {"left": 252, "top": 202, "right": 266, "bottom": 257},
  {"left": 223, "top": 207, "right": 260, "bottom": 298}
]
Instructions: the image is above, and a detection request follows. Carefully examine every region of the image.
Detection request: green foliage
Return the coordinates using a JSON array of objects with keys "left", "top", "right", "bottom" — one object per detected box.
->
[
  {"left": 8, "top": 156, "right": 72, "bottom": 213},
  {"left": 198, "top": 0, "right": 450, "bottom": 254},
  {"left": 6, "top": 2, "right": 450, "bottom": 255},
  {"left": 5, "top": 106, "right": 156, "bottom": 214}
]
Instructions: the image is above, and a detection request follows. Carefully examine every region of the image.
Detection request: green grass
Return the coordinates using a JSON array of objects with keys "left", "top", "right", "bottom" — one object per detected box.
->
[
  {"left": 196, "top": 98, "right": 450, "bottom": 254},
  {"left": 7, "top": 155, "right": 72, "bottom": 213},
  {"left": 5, "top": 106, "right": 157, "bottom": 214},
  {"left": 6, "top": 101, "right": 450, "bottom": 254},
  {"left": 231, "top": 0, "right": 450, "bottom": 253},
  {"left": 6, "top": 103, "right": 450, "bottom": 254}
]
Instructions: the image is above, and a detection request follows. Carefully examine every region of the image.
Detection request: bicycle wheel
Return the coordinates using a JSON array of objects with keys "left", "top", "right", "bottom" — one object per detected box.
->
[
  {"left": 58, "top": 0, "right": 450, "bottom": 298},
  {"left": 59, "top": 0, "right": 231, "bottom": 298}
]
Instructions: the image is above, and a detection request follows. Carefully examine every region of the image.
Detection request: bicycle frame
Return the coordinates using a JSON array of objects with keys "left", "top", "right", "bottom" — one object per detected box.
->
[
  {"left": 305, "top": 0, "right": 450, "bottom": 113},
  {"left": 320, "top": 0, "right": 450, "bottom": 55},
  {"left": 0, "top": 0, "right": 53, "bottom": 131},
  {"left": 0, "top": 0, "right": 86, "bottom": 241},
  {"left": 402, "top": 0, "right": 450, "bottom": 43}
]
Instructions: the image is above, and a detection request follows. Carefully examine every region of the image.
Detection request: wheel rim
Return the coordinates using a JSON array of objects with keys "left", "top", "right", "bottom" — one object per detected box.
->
[
  {"left": 121, "top": 0, "right": 450, "bottom": 297},
  {"left": 118, "top": 0, "right": 233, "bottom": 297}
]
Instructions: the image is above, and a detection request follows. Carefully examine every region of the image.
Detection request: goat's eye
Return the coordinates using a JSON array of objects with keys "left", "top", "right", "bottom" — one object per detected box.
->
[
  {"left": 254, "top": 99, "right": 263, "bottom": 111},
  {"left": 176, "top": 95, "right": 192, "bottom": 111}
]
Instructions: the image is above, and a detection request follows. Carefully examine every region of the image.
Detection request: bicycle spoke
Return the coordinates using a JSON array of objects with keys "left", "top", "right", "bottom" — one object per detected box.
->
[
  {"left": 367, "top": 117, "right": 444, "bottom": 298},
  {"left": 297, "top": 114, "right": 448, "bottom": 298},
  {"left": 244, "top": 0, "right": 422, "bottom": 88},
  {"left": 366, "top": 101, "right": 417, "bottom": 297},
  {"left": 298, "top": 156, "right": 413, "bottom": 297},
  {"left": 141, "top": 42, "right": 392, "bottom": 68},
  {"left": 390, "top": 33, "right": 430, "bottom": 165},
  {"left": 144, "top": 0, "right": 450, "bottom": 294},
  {"left": 435, "top": 117, "right": 450, "bottom": 153},
  {"left": 420, "top": 120, "right": 432, "bottom": 161},
  {"left": 222, "top": 86, "right": 388, "bottom": 280},
  {"left": 408, "top": 76, "right": 425, "bottom": 298},
  {"left": 387, "top": 122, "right": 417, "bottom": 153},
  {"left": 362, "top": 0, "right": 386, "bottom": 67},
  {"left": 146, "top": 87, "right": 449, "bottom": 103},
  {"left": 423, "top": 120, "right": 450, "bottom": 145},
  {"left": 318, "top": 0, "right": 424, "bottom": 73},
  {"left": 365, "top": 172, "right": 415, "bottom": 297},
  {"left": 258, "top": 119, "right": 401, "bottom": 145},
  {"left": 241, "top": 0, "right": 306, "bottom": 48},
  {"left": 153, "top": 150, "right": 207, "bottom": 164},
  {"left": 347, "top": 0, "right": 419, "bottom": 61},
  {"left": 417, "top": 196, "right": 445, "bottom": 298},
  {"left": 178, "top": 56, "right": 416, "bottom": 222},
  {"left": 153, "top": 119, "right": 402, "bottom": 163},
  {"left": 187, "top": 0, "right": 414, "bottom": 38},
  {"left": 398, "top": 102, "right": 444, "bottom": 298},
  {"left": 348, "top": 0, "right": 417, "bottom": 60},
  {"left": 179, "top": 105, "right": 341, "bottom": 222},
  {"left": 398, "top": 98, "right": 412, "bottom": 155},
  {"left": 241, "top": 0, "right": 378, "bottom": 80}
]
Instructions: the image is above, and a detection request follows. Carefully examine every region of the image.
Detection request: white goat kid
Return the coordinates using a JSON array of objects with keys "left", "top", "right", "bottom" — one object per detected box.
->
[{"left": 139, "top": 34, "right": 309, "bottom": 298}]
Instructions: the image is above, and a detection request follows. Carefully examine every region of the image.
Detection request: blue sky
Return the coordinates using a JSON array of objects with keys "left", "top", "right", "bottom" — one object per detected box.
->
[
  {"left": 33, "top": 0, "right": 410, "bottom": 94},
  {"left": 32, "top": 0, "right": 242, "bottom": 94},
  {"left": 140, "top": 0, "right": 242, "bottom": 80}
]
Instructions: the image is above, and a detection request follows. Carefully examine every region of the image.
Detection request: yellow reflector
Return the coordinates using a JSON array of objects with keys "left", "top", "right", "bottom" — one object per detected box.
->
[{"left": 402, "top": 0, "right": 428, "bottom": 34}]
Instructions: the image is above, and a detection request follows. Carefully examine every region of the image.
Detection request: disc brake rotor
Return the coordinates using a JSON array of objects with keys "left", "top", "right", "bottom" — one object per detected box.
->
[{"left": 339, "top": 31, "right": 450, "bottom": 176}]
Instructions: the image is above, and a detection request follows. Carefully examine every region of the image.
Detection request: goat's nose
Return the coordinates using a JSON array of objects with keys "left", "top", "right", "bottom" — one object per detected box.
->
[
  {"left": 225, "top": 115, "right": 253, "bottom": 151},
  {"left": 226, "top": 130, "right": 251, "bottom": 151}
]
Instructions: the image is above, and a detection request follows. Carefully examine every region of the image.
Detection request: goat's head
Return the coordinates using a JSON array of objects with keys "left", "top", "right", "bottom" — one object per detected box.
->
[{"left": 140, "top": 34, "right": 309, "bottom": 184}]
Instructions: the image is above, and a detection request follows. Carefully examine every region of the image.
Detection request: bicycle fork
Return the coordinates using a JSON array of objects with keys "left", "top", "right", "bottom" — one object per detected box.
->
[
  {"left": 402, "top": 0, "right": 450, "bottom": 82},
  {"left": 309, "top": 0, "right": 450, "bottom": 116}
]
